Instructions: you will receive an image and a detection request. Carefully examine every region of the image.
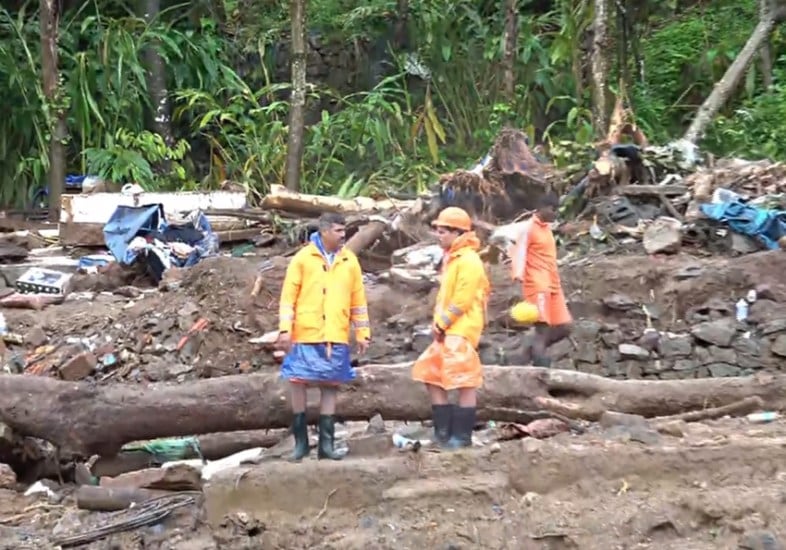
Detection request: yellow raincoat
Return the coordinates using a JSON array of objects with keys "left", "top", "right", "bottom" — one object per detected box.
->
[
  {"left": 278, "top": 243, "right": 371, "bottom": 344},
  {"left": 412, "top": 232, "right": 489, "bottom": 390}
]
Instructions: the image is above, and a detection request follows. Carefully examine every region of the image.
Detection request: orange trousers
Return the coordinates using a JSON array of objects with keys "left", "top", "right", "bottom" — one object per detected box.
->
[
  {"left": 411, "top": 335, "right": 483, "bottom": 390},
  {"left": 523, "top": 287, "right": 572, "bottom": 326}
]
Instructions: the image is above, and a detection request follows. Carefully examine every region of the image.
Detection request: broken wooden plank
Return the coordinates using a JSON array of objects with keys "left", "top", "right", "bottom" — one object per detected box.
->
[{"left": 60, "top": 191, "right": 248, "bottom": 225}]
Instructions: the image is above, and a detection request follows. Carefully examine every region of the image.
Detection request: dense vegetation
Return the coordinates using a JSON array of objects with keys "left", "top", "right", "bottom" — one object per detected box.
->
[{"left": 1, "top": 0, "right": 785, "bottom": 209}]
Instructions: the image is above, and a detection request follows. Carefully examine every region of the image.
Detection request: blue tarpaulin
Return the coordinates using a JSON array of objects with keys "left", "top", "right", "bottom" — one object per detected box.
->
[
  {"left": 103, "top": 204, "right": 165, "bottom": 264},
  {"left": 102, "top": 203, "right": 219, "bottom": 268},
  {"left": 700, "top": 199, "right": 786, "bottom": 249}
]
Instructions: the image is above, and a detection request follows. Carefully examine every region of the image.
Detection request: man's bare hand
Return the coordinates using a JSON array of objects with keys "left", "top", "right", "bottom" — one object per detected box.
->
[
  {"left": 432, "top": 324, "right": 446, "bottom": 343},
  {"left": 356, "top": 339, "right": 370, "bottom": 355},
  {"left": 276, "top": 331, "right": 292, "bottom": 353}
]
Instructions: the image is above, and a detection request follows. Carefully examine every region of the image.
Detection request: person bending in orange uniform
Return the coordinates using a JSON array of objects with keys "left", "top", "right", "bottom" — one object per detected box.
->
[
  {"left": 412, "top": 207, "right": 490, "bottom": 448},
  {"left": 509, "top": 192, "right": 573, "bottom": 366},
  {"left": 277, "top": 213, "right": 371, "bottom": 461}
]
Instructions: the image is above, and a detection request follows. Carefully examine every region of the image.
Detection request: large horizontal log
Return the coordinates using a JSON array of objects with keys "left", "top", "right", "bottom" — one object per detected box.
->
[
  {"left": 261, "top": 184, "right": 414, "bottom": 216},
  {"left": 0, "top": 366, "right": 783, "bottom": 456}
]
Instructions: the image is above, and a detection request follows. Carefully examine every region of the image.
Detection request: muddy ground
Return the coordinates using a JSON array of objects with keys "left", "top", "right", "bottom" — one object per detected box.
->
[
  {"left": 2, "top": 248, "right": 786, "bottom": 548},
  {"left": 2, "top": 415, "right": 786, "bottom": 549}
]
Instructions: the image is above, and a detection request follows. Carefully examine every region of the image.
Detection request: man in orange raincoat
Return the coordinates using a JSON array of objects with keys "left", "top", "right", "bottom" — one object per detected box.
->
[
  {"left": 412, "top": 207, "right": 490, "bottom": 448},
  {"left": 509, "top": 192, "right": 573, "bottom": 366},
  {"left": 277, "top": 212, "right": 371, "bottom": 461}
]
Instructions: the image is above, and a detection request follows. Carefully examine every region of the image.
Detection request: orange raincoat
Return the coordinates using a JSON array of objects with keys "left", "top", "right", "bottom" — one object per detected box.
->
[
  {"left": 411, "top": 232, "right": 490, "bottom": 390},
  {"left": 508, "top": 215, "right": 572, "bottom": 326},
  {"left": 278, "top": 243, "right": 371, "bottom": 344}
]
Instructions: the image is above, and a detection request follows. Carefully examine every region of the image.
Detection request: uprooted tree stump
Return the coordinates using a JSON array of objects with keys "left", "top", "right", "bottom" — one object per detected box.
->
[{"left": 1, "top": 365, "right": 784, "bottom": 456}]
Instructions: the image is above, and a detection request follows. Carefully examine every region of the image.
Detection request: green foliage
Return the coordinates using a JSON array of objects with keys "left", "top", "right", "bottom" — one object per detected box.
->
[
  {"left": 704, "top": 58, "right": 786, "bottom": 160},
  {"left": 631, "top": 0, "right": 784, "bottom": 146},
  {"left": 5, "top": 0, "right": 786, "bottom": 211},
  {"left": 84, "top": 129, "right": 191, "bottom": 189}
]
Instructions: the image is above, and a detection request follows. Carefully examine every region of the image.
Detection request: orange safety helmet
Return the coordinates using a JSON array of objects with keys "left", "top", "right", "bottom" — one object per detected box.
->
[{"left": 431, "top": 206, "right": 472, "bottom": 232}]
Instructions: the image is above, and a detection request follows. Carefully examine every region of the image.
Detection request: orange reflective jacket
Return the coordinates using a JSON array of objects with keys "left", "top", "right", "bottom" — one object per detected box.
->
[
  {"left": 278, "top": 243, "right": 371, "bottom": 344},
  {"left": 509, "top": 215, "right": 561, "bottom": 293},
  {"left": 433, "top": 232, "right": 490, "bottom": 348}
]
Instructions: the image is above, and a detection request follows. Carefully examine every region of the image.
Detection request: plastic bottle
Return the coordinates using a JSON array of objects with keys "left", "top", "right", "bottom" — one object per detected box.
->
[
  {"left": 747, "top": 412, "right": 779, "bottom": 424},
  {"left": 735, "top": 298, "right": 749, "bottom": 322},
  {"left": 0, "top": 313, "right": 7, "bottom": 336},
  {"left": 392, "top": 433, "right": 417, "bottom": 449}
]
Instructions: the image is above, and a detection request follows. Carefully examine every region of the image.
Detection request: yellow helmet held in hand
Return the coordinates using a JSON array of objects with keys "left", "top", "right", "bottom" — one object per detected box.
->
[{"left": 510, "top": 301, "right": 539, "bottom": 324}]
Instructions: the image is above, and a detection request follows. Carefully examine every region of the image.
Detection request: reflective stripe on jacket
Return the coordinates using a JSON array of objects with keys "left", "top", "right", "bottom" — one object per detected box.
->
[{"left": 433, "top": 232, "right": 490, "bottom": 348}]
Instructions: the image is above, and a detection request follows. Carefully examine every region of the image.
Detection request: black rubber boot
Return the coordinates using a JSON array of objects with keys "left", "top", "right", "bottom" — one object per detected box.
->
[
  {"left": 317, "top": 415, "right": 346, "bottom": 460},
  {"left": 447, "top": 406, "right": 476, "bottom": 449},
  {"left": 431, "top": 404, "right": 453, "bottom": 446},
  {"left": 291, "top": 412, "right": 310, "bottom": 461}
]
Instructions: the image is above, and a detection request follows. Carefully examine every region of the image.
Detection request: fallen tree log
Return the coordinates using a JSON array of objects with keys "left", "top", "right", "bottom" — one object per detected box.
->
[
  {"left": 261, "top": 184, "right": 414, "bottom": 217},
  {"left": 76, "top": 486, "right": 172, "bottom": 512},
  {"left": 0, "top": 366, "right": 783, "bottom": 456}
]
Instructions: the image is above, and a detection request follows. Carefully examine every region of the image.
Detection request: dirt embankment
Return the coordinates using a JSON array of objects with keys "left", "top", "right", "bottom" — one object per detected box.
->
[{"left": 5, "top": 249, "right": 786, "bottom": 385}]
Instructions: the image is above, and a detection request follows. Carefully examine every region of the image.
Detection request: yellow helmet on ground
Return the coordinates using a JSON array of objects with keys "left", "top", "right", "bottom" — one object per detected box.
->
[{"left": 510, "top": 301, "right": 539, "bottom": 324}]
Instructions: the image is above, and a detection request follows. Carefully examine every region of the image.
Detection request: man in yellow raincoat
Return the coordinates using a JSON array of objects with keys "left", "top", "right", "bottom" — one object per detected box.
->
[
  {"left": 412, "top": 207, "right": 490, "bottom": 448},
  {"left": 277, "top": 212, "right": 371, "bottom": 461}
]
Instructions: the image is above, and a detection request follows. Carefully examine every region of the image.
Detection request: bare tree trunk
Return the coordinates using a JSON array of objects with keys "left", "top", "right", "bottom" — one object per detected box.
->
[
  {"left": 284, "top": 0, "right": 308, "bottom": 192},
  {"left": 40, "top": 0, "right": 66, "bottom": 222},
  {"left": 683, "top": 1, "right": 786, "bottom": 144},
  {"left": 590, "top": 0, "right": 612, "bottom": 138},
  {"left": 139, "top": 0, "right": 175, "bottom": 147},
  {"left": 393, "top": 0, "right": 409, "bottom": 50},
  {"left": 501, "top": 0, "right": 518, "bottom": 101},
  {"left": 759, "top": 0, "right": 775, "bottom": 88}
]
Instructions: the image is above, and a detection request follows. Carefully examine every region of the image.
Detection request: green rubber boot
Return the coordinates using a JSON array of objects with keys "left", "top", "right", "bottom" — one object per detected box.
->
[
  {"left": 317, "top": 415, "right": 346, "bottom": 460},
  {"left": 291, "top": 412, "right": 310, "bottom": 461}
]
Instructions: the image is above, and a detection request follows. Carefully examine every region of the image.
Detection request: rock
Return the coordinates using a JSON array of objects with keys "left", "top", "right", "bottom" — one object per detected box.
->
[
  {"left": 604, "top": 424, "right": 661, "bottom": 445},
  {"left": 600, "top": 330, "right": 621, "bottom": 347},
  {"left": 0, "top": 463, "right": 16, "bottom": 489},
  {"left": 658, "top": 333, "right": 693, "bottom": 357},
  {"left": 618, "top": 343, "right": 650, "bottom": 360},
  {"left": 771, "top": 335, "right": 786, "bottom": 357},
  {"left": 738, "top": 530, "right": 784, "bottom": 550},
  {"left": 642, "top": 217, "right": 682, "bottom": 254},
  {"left": 690, "top": 318, "right": 736, "bottom": 347},
  {"left": 705, "top": 345, "right": 737, "bottom": 365},
  {"left": 603, "top": 293, "right": 637, "bottom": 311},
  {"left": 733, "top": 335, "right": 762, "bottom": 356},
  {"left": 24, "top": 326, "right": 47, "bottom": 347},
  {"left": 599, "top": 411, "right": 649, "bottom": 429},
  {"left": 572, "top": 320, "right": 602, "bottom": 341},
  {"left": 366, "top": 413, "right": 386, "bottom": 434},
  {"left": 547, "top": 338, "right": 572, "bottom": 360},
  {"left": 760, "top": 318, "right": 786, "bottom": 336},
  {"left": 58, "top": 351, "right": 97, "bottom": 381},
  {"left": 673, "top": 358, "right": 698, "bottom": 371},
  {"left": 755, "top": 284, "right": 777, "bottom": 302},
  {"left": 707, "top": 363, "right": 742, "bottom": 377},
  {"left": 412, "top": 331, "right": 431, "bottom": 354},
  {"left": 656, "top": 420, "right": 686, "bottom": 437},
  {"left": 573, "top": 342, "right": 597, "bottom": 363}
]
